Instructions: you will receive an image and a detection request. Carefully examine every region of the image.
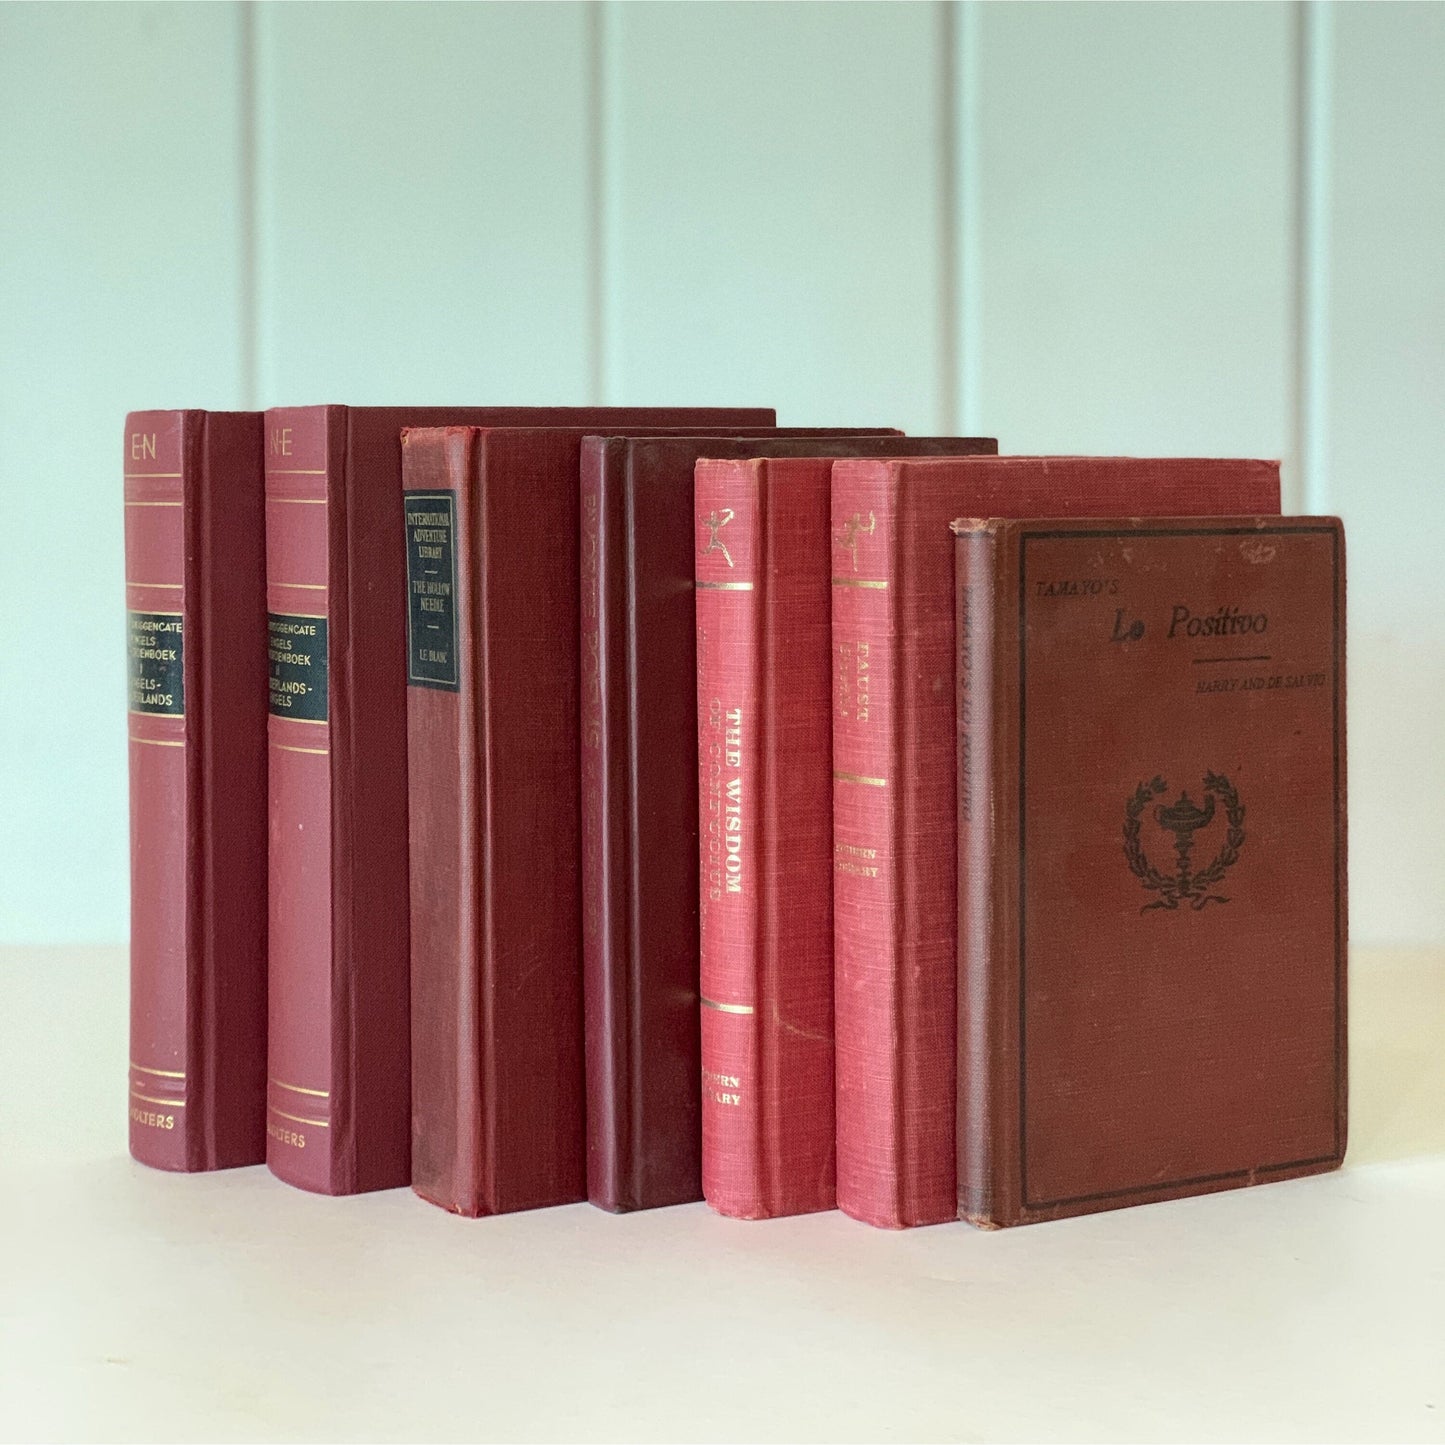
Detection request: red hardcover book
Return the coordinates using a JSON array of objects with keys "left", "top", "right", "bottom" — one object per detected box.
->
[
  {"left": 690, "top": 441, "right": 997, "bottom": 1221},
  {"left": 954, "top": 515, "right": 1345, "bottom": 1226},
  {"left": 582, "top": 432, "right": 972, "bottom": 1213},
  {"left": 830, "top": 457, "right": 1282, "bottom": 1228},
  {"left": 265, "top": 404, "right": 771, "bottom": 1196},
  {"left": 125, "top": 409, "right": 267, "bottom": 1170},
  {"left": 403, "top": 416, "right": 771, "bottom": 1217}
]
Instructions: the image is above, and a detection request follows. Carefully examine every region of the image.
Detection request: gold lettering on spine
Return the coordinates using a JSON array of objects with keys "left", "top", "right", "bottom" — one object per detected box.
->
[
  {"left": 130, "top": 432, "right": 157, "bottom": 462},
  {"left": 701, "top": 1067, "right": 744, "bottom": 1108}
]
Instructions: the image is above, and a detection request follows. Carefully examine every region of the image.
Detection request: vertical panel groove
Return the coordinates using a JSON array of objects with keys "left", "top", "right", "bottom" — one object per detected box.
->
[
  {"left": 585, "top": 2, "right": 606, "bottom": 406},
  {"left": 1295, "top": 0, "right": 1332, "bottom": 513},
  {"left": 955, "top": 0, "right": 982, "bottom": 435},
  {"left": 238, "top": 0, "right": 258, "bottom": 409},
  {"left": 598, "top": 0, "right": 621, "bottom": 404},
  {"left": 935, "top": 1, "right": 958, "bottom": 435}
]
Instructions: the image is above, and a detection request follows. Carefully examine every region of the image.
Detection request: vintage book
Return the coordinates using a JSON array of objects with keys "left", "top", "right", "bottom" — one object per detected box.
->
[
  {"left": 403, "top": 418, "right": 772, "bottom": 1217},
  {"left": 690, "top": 440, "right": 998, "bottom": 1221},
  {"left": 266, "top": 403, "right": 772, "bottom": 1196},
  {"left": 953, "top": 515, "right": 1346, "bottom": 1226},
  {"left": 583, "top": 432, "right": 982, "bottom": 1213},
  {"left": 830, "top": 456, "right": 1283, "bottom": 1228},
  {"left": 125, "top": 409, "right": 267, "bottom": 1170}
]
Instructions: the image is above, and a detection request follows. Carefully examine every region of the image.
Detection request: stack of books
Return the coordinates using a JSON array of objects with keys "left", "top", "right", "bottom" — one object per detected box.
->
[{"left": 125, "top": 405, "right": 1346, "bottom": 1229}]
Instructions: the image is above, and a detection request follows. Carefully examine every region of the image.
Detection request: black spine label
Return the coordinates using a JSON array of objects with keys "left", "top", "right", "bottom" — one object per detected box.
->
[
  {"left": 268, "top": 614, "right": 328, "bottom": 720},
  {"left": 404, "top": 490, "right": 459, "bottom": 691},
  {"left": 127, "top": 610, "right": 184, "bottom": 716}
]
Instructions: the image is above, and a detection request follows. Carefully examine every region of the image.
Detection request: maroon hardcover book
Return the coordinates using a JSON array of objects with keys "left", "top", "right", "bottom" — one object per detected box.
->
[
  {"left": 404, "top": 419, "right": 782, "bottom": 1217},
  {"left": 125, "top": 409, "right": 267, "bottom": 1170},
  {"left": 687, "top": 441, "right": 997, "bottom": 1221},
  {"left": 265, "top": 403, "right": 772, "bottom": 1196},
  {"left": 830, "top": 457, "right": 1283, "bottom": 1228},
  {"left": 583, "top": 433, "right": 997, "bottom": 1213},
  {"left": 954, "top": 515, "right": 1346, "bottom": 1226},
  {"left": 582, "top": 434, "right": 1001, "bottom": 1213}
]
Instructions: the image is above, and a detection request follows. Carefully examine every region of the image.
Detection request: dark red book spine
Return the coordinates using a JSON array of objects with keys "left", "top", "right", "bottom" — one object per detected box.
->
[
  {"left": 695, "top": 458, "right": 838, "bottom": 1218},
  {"left": 579, "top": 437, "right": 631, "bottom": 1210},
  {"left": 405, "top": 427, "right": 592, "bottom": 1216},
  {"left": 404, "top": 428, "right": 483, "bottom": 1212},
  {"left": 831, "top": 456, "right": 1285, "bottom": 1229},
  {"left": 126, "top": 409, "right": 267, "bottom": 1171},
  {"left": 264, "top": 406, "right": 343, "bottom": 1192}
]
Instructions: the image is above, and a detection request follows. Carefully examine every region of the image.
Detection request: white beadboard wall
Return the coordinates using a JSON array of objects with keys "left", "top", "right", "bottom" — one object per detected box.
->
[{"left": 0, "top": 1, "right": 1440, "bottom": 946}]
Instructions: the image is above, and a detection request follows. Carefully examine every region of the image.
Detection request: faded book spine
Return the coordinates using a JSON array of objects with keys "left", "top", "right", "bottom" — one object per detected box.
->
[{"left": 831, "top": 469, "right": 958, "bottom": 1228}]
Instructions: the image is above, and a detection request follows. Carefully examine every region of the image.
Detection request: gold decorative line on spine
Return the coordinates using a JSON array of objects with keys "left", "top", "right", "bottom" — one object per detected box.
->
[
  {"left": 264, "top": 469, "right": 328, "bottom": 477},
  {"left": 124, "top": 500, "right": 183, "bottom": 508},
  {"left": 123, "top": 472, "right": 183, "bottom": 479},
  {"left": 131, "top": 1062, "right": 185, "bottom": 1079},
  {"left": 700, "top": 998, "right": 756, "bottom": 1015},
  {"left": 833, "top": 769, "right": 887, "bottom": 787},
  {"left": 128, "top": 609, "right": 183, "bottom": 617},
  {"left": 274, "top": 582, "right": 327, "bottom": 589},
  {"left": 270, "top": 742, "right": 330, "bottom": 755},
  {"left": 269, "top": 1078, "right": 331, "bottom": 1098},
  {"left": 126, "top": 581, "right": 183, "bottom": 589},
  {"left": 831, "top": 576, "right": 888, "bottom": 589},
  {"left": 694, "top": 580, "right": 755, "bottom": 591},
  {"left": 268, "top": 1105, "right": 329, "bottom": 1128},
  {"left": 130, "top": 1090, "right": 186, "bottom": 1107},
  {"left": 129, "top": 708, "right": 186, "bottom": 719},
  {"left": 267, "top": 495, "right": 326, "bottom": 503},
  {"left": 272, "top": 715, "right": 329, "bottom": 726},
  {"left": 269, "top": 611, "right": 327, "bottom": 619},
  {"left": 130, "top": 736, "right": 185, "bottom": 749}
]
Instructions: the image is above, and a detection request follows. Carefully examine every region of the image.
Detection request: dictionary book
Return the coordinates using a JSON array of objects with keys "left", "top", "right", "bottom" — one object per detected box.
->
[
  {"left": 403, "top": 418, "right": 777, "bottom": 1216},
  {"left": 125, "top": 409, "right": 267, "bottom": 1170},
  {"left": 953, "top": 515, "right": 1346, "bottom": 1226},
  {"left": 689, "top": 439, "right": 996, "bottom": 1221},
  {"left": 582, "top": 431, "right": 977, "bottom": 1213},
  {"left": 830, "top": 456, "right": 1282, "bottom": 1228},
  {"left": 265, "top": 403, "right": 771, "bottom": 1196}
]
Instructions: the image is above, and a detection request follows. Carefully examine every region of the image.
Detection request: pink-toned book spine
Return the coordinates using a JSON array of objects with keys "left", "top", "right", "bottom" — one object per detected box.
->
[
  {"left": 695, "top": 457, "right": 838, "bottom": 1219},
  {"left": 830, "top": 467, "right": 957, "bottom": 1227},
  {"left": 125, "top": 412, "right": 193, "bottom": 1169},
  {"left": 264, "top": 407, "right": 337, "bottom": 1192},
  {"left": 696, "top": 463, "right": 764, "bottom": 1215}
]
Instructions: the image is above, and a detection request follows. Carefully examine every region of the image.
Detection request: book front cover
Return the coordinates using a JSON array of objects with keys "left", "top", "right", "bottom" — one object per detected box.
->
[{"left": 1012, "top": 520, "right": 1345, "bottom": 1212}]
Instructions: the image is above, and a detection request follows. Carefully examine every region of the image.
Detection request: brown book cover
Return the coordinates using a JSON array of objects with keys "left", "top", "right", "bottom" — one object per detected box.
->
[
  {"left": 582, "top": 434, "right": 997, "bottom": 1213},
  {"left": 953, "top": 515, "right": 1346, "bottom": 1227},
  {"left": 264, "top": 403, "right": 772, "bottom": 1197}
]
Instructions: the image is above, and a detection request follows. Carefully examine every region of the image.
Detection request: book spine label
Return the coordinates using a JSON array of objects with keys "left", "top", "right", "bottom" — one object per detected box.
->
[
  {"left": 264, "top": 407, "right": 336, "bottom": 1191},
  {"left": 695, "top": 464, "right": 765, "bottom": 1215},
  {"left": 126, "top": 411, "right": 194, "bottom": 1168},
  {"left": 405, "top": 428, "right": 483, "bottom": 1214},
  {"left": 580, "top": 442, "right": 631, "bottom": 1209}
]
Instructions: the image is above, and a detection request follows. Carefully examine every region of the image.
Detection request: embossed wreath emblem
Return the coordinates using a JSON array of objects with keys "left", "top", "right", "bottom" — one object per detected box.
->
[{"left": 1123, "top": 772, "right": 1246, "bottom": 913}]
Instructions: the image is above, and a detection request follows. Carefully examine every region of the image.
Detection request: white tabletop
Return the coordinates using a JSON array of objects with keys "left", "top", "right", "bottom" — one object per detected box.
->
[{"left": 3, "top": 945, "right": 1442, "bottom": 1443}]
